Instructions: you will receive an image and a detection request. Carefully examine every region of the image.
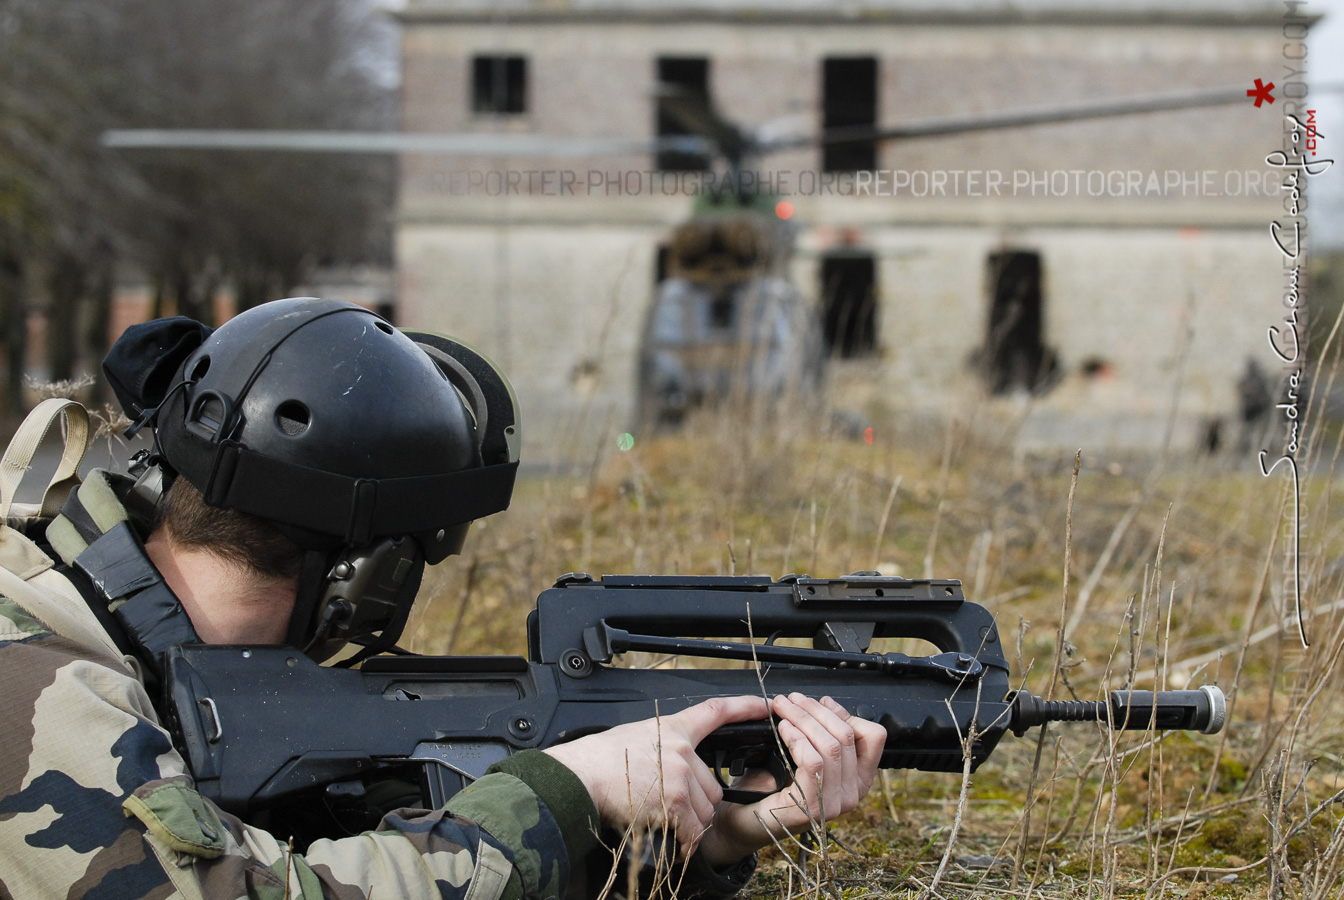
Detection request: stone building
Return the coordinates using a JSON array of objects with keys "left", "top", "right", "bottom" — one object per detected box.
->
[{"left": 394, "top": 0, "right": 1298, "bottom": 459}]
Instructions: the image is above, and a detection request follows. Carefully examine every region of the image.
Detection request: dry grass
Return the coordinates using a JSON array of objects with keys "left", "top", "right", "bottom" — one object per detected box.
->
[{"left": 409, "top": 387, "right": 1344, "bottom": 900}]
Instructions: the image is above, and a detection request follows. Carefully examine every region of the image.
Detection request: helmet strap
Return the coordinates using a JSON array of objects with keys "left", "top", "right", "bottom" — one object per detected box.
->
[{"left": 286, "top": 550, "right": 336, "bottom": 652}]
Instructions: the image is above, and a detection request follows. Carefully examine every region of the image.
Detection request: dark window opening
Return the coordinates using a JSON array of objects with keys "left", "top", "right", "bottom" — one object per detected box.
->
[
  {"left": 982, "top": 251, "right": 1058, "bottom": 394},
  {"left": 654, "top": 245, "right": 671, "bottom": 284},
  {"left": 656, "top": 57, "right": 711, "bottom": 171},
  {"left": 822, "top": 57, "right": 878, "bottom": 173},
  {"left": 820, "top": 254, "right": 877, "bottom": 357},
  {"left": 472, "top": 56, "right": 527, "bottom": 115}
]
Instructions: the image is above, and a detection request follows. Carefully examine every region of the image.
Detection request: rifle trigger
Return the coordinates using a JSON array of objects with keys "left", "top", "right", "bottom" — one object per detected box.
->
[
  {"left": 711, "top": 750, "right": 732, "bottom": 786},
  {"left": 711, "top": 750, "right": 764, "bottom": 805}
]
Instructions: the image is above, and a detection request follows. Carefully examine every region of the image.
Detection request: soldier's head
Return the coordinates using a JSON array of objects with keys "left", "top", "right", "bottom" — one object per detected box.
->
[{"left": 104, "top": 297, "right": 520, "bottom": 661}]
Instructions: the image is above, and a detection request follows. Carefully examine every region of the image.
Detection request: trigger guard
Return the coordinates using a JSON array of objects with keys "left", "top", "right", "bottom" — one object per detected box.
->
[{"left": 715, "top": 750, "right": 794, "bottom": 806}]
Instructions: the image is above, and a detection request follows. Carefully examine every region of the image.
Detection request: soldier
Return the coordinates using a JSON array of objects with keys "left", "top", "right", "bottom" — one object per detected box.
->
[
  {"left": 0, "top": 298, "right": 883, "bottom": 899},
  {"left": 1236, "top": 357, "right": 1273, "bottom": 453}
]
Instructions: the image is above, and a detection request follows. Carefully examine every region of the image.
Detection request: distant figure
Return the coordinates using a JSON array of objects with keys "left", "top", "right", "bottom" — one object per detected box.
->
[
  {"left": 1202, "top": 417, "right": 1223, "bottom": 455},
  {"left": 1237, "top": 358, "right": 1273, "bottom": 452}
]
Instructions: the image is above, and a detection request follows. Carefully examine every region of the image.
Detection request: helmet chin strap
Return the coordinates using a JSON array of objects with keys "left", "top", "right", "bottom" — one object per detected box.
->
[
  {"left": 335, "top": 559, "right": 423, "bottom": 667},
  {"left": 286, "top": 550, "right": 335, "bottom": 653}
]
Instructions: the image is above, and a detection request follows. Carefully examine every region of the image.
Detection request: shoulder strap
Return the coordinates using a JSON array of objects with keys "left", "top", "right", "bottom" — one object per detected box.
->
[
  {"left": 1, "top": 397, "right": 90, "bottom": 521},
  {"left": 0, "top": 402, "right": 132, "bottom": 665},
  {"left": 1, "top": 399, "right": 91, "bottom": 581}
]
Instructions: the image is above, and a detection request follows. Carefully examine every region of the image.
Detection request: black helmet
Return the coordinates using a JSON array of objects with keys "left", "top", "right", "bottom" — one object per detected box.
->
[{"left": 105, "top": 297, "right": 520, "bottom": 661}]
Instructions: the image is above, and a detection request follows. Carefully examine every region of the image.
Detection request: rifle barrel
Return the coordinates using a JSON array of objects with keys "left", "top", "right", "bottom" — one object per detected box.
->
[{"left": 1010, "top": 685, "right": 1225, "bottom": 737}]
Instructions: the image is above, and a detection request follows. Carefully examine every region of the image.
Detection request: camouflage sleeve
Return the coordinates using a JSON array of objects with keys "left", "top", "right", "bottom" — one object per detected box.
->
[
  {"left": 1, "top": 597, "right": 178, "bottom": 899},
  {"left": 0, "top": 596, "right": 590, "bottom": 900},
  {"left": 482, "top": 751, "right": 754, "bottom": 900}
]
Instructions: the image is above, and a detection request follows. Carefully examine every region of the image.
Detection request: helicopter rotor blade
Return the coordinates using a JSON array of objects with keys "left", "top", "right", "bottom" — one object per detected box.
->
[
  {"left": 654, "top": 84, "right": 749, "bottom": 165},
  {"left": 765, "top": 81, "right": 1344, "bottom": 152},
  {"left": 100, "top": 82, "right": 1340, "bottom": 160},
  {"left": 100, "top": 129, "right": 714, "bottom": 157}
]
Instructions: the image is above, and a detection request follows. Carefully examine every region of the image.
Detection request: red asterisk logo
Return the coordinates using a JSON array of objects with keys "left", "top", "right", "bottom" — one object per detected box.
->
[{"left": 1248, "top": 78, "right": 1276, "bottom": 107}]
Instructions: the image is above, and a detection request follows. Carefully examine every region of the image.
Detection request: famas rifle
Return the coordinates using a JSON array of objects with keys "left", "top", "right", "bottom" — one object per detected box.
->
[{"left": 162, "top": 573, "right": 1225, "bottom": 841}]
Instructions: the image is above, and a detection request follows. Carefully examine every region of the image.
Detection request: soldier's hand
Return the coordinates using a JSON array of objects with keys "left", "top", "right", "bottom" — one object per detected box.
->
[
  {"left": 694, "top": 694, "right": 886, "bottom": 867},
  {"left": 543, "top": 696, "right": 771, "bottom": 857}
]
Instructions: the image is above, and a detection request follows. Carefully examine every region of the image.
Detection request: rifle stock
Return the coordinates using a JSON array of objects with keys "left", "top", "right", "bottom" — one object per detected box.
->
[{"left": 162, "top": 574, "right": 1224, "bottom": 837}]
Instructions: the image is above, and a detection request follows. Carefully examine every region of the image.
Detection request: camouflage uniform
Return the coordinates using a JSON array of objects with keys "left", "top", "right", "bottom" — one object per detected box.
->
[{"left": 0, "top": 466, "right": 598, "bottom": 900}]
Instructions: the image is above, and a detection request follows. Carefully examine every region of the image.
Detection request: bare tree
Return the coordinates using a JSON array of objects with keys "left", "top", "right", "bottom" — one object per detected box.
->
[
  {"left": 0, "top": 0, "right": 132, "bottom": 406},
  {"left": 106, "top": 0, "right": 395, "bottom": 318},
  {"left": 0, "top": 0, "right": 394, "bottom": 415}
]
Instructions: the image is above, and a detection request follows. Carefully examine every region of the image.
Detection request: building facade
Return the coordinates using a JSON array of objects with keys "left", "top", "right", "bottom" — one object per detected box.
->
[{"left": 395, "top": 0, "right": 1295, "bottom": 459}]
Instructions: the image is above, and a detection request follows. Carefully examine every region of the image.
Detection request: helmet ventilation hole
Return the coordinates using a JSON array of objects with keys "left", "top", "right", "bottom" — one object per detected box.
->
[
  {"left": 190, "top": 356, "right": 211, "bottom": 381},
  {"left": 276, "top": 401, "right": 311, "bottom": 436},
  {"left": 375, "top": 321, "right": 394, "bottom": 335}
]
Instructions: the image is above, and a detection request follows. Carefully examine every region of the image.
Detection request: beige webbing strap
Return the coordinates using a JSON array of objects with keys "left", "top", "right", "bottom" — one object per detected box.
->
[{"left": 0, "top": 398, "right": 90, "bottom": 521}]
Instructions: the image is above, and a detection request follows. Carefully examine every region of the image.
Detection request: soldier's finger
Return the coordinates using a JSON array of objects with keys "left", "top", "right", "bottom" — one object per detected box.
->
[
  {"left": 822, "top": 696, "right": 885, "bottom": 790},
  {"left": 787, "top": 693, "right": 859, "bottom": 797},
  {"left": 671, "top": 695, "right": 770, "bottom": 745},
  {"left": 775, "top": 693, "right": 854, "bottom": 799},
  {"left": 675, "top": 773, "right": 719, "bottom": 853},
  {"left": 772, "top": 716, "right": 825, "bottom": 821},
  {"left": 685, "top": 750, "right": 723, "bottom": 808}
]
